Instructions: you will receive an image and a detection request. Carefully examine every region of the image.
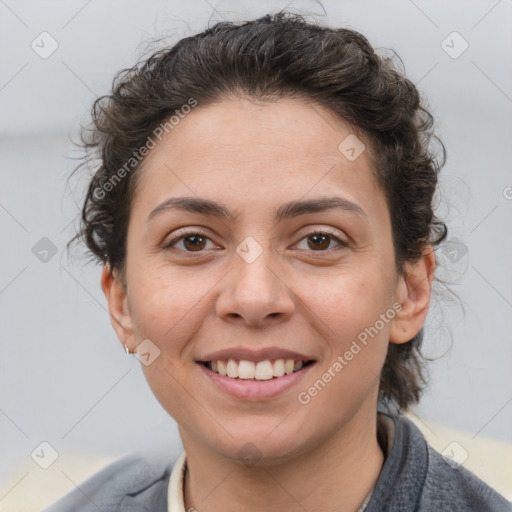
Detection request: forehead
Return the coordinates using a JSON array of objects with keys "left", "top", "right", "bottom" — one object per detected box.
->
[{"left": 131, "top": 96, "right": 385, "bottom": 219}]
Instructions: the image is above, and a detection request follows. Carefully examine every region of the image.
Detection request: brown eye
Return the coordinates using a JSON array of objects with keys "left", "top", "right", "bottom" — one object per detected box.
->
[
  {"left": 163, "top": 229, "right": 347, "bottom": 255},
  {"left": 296, "top": 232, "right": 347, "bottom": 252},
  {"left": 181, "top": 234, "right": 207, "bottom": 251},
  {"left": 163, "top": 230, "right": 215, "bottom": 253},
  {"left": 307, "top": 233, "right": 331, "bottom": 250}
]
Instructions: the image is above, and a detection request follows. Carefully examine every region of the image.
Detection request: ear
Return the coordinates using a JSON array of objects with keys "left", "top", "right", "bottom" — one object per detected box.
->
[
  {"left": 389, "top": 245, "right": 436, "bottom": 344},
  {"left": 100, "top": 263, "right": 134, "bottom": 351}
]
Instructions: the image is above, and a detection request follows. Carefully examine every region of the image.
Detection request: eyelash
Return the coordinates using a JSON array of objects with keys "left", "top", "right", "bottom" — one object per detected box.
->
[{"left": 162, "top": 229, "right": 348, "bottom": 255}]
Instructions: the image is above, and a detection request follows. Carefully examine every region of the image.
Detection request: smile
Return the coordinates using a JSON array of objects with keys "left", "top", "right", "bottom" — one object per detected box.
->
[
  {"left": 201, "top": 358, "right": 315, "bottom": 380},
  {"left": 197, "top": 358, "right": 317, "bottom": 400}
]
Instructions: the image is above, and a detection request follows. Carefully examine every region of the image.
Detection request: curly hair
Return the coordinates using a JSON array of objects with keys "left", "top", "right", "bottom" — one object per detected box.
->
[{"left": 68, "top": 11, "right": 448, "bottom": 411}]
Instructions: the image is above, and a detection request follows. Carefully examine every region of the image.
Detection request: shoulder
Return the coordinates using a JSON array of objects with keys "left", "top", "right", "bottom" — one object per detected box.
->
[
  {"left": 42, "top": 451, "right": 175, "bottom": 512},
  {"left": 419, "top": 441, "right": 511, "bottom": 511},
  {"left": 392, "top": 413, "right": 511, "bottom": 512}
]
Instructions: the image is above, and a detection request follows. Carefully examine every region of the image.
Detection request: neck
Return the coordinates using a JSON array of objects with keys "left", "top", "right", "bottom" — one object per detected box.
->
[{"left": 181, "top": 407, "right": 385, "bottom": 512}]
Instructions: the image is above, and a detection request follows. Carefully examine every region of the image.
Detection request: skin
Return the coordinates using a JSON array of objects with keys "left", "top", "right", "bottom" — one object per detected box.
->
[{"left": 101, "top": 95, "right": 435, "bottom": 512}]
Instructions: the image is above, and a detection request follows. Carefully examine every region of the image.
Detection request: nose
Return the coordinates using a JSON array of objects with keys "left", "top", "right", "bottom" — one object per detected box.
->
[{"left": 215, "top": 243, "right": 295, "bottom": 328}]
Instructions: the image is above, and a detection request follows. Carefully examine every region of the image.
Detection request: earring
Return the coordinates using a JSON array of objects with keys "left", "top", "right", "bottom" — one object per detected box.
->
[{"left": 124, "top": 344, "right": 131, "bottom": 355}]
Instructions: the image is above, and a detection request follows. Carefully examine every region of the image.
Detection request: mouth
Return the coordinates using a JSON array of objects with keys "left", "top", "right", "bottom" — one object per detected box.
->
[
  {"left": 195, "top": 347, "right": 317, "bottom": 400},
  {"left": 197, "top": 357, "right": 317, "bottom": 400},
  {"left": 198, "top": 358, "right": 316, "bottom": 380}
]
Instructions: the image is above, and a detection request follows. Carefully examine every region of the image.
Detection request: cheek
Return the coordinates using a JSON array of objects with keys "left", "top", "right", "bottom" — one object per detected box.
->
[
  {"left": 312, "top": 269, "right": 395, "bottom": 339},
  {"left": 127, "top": 265, "right": 208, "bottom": 346},
  {"left": 296, "top": 281, "right": 392, "bottom": 423},
  {"left": 126, "top": 269, "right": 207, "bottom": 424},
  {"left": 306, "top": 269, "right": 395, "bottom": 400},
  {"left": 140, "top": 361, "right": 202, "bottom": 437}
]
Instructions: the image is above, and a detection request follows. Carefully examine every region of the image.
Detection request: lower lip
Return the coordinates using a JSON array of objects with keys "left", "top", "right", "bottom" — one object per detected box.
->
[{"left": 198, "top": 362, "right": 316, "bottom": 400}]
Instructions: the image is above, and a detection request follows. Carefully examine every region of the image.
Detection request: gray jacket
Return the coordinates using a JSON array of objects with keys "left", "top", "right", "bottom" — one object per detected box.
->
[{"left": 42, "top": 411, "right": 512, "bottom": 511}]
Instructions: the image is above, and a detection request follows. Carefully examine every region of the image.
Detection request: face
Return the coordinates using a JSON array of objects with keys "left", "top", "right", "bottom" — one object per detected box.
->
[{"left": 102, "top": 95, "right": 433, "bottom": 465}]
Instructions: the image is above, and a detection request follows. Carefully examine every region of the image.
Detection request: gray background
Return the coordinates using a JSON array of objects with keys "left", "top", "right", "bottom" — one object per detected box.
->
[{"left": 1, "top": 0, "right": 511, "bottom": 506}]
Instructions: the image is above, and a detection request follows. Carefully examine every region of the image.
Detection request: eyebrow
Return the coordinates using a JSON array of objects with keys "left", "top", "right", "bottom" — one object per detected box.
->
[{"left": 147, "top": 196, "right": 368, "bottom": 224}]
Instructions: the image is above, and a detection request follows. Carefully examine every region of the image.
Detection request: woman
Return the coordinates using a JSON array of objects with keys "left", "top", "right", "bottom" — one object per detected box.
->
[{"left": 46, "top": 11, "right": 511, "bottom": 512}]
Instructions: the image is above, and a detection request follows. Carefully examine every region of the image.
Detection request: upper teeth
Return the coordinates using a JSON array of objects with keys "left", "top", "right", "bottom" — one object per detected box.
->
[{"left": 209, "top": 359, "right": 305, "bottom": 380}]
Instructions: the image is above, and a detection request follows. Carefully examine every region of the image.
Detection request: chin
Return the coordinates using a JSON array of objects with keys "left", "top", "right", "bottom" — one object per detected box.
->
[{"left": 206, "top": 416, "right": 318, "bottom": 467}]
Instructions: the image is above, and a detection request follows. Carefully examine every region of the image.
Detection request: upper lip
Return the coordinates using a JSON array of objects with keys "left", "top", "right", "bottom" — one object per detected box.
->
[{"left": 197, "top": 347, "right": 315, "bottom": 363}]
